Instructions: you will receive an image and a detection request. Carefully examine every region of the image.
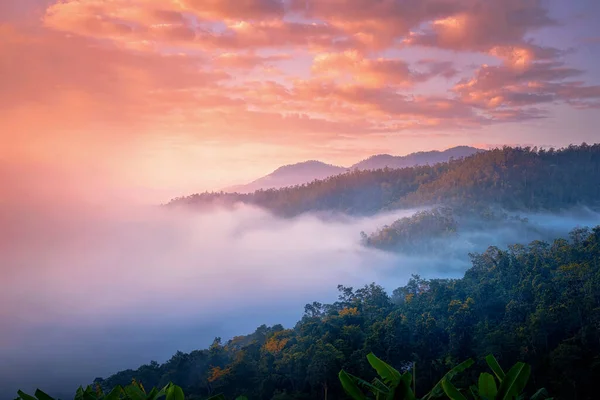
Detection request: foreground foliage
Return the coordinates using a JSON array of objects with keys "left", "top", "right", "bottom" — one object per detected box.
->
[
  {"left": 339, "top": 352, "right": 552, "bottom": 400},
  {"left": 15, "top": 380, "right": 186, "bottom": 400},
  {"left": 16, "top": 355, "right": 550, "bottom": 400},
  {"left": 93, "top": 226, "right": 600, "bottom": 400},
  {"left": 16, "top": 354, "right": 551, "bottom": 400},
  {"left": 339, "top": 352, "right": 474, "bottom": 400},
  {"left": 15, "top": 381, "right": 247, "bottom": 400}
]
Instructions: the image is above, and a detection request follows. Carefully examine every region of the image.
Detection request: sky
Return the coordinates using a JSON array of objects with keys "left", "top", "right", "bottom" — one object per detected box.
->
[{"left": 1, "top": 0, "right": 600, "bottom": 202}]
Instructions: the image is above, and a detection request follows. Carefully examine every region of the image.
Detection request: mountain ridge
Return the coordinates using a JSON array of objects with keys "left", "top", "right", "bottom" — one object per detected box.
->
[
  {"left": 222, "top": 146, "right": 482, "bottom": 193},
  {"left": 170, "top": 143, "right": 600, "bottom": 217}
]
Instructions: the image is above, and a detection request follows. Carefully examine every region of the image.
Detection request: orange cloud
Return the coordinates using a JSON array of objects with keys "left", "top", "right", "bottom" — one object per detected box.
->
[
  {"left": 289, "top": 0, "right": 463, "bottom": 49},
  {"left": 311, "top": 51, "right": 459, "bottom": 88},
  {"left": 452, "top": 59, "right": 600, "bottom": 118},
  {"left": 213, "top": 52, "right": 291, "bottom": 70},
  {"left": 406, "top": 0, "right": 556, "bottom": 53},
  {"left": 311, "top": 50, "right": 413, "bottom": 88},
  {"left": 43, "top": 0, "right": 348, "bottom": 52},
  {"left": 183, "top": 0, "right": 284, "bottom": 20},
  {"left": 43, "top": 0, "right": 198, "bottom": 49}
]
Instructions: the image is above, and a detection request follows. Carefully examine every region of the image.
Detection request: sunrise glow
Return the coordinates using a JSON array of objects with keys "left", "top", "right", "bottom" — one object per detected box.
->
[{"left": 1, "top": 0, "right": 599, "bottom": 202}]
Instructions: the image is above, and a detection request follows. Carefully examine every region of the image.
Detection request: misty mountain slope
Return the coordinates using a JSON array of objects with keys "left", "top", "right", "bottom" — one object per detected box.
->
[
  {"left": 350, "top": 145, "right": 482, "bottom": 170},
  {"left": 169, "top": 144, "right": 600, "bottom": 217},
  {"left": 223, "top": 161, "right": 348, "bottom": 193},
  {"left": 361, "top": 206, "right": 540, "bottom": 255},
  {"left": 169, "top": 163, "right": 449, "bottom": 216},
  {"left": 222, "top": 146, "right": 481, "bottom": 193},
  {"left": 96, "top": 226, "right": 600, "bottom": 400}
]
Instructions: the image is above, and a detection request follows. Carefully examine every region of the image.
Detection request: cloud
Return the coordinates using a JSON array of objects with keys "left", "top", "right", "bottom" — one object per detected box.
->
[
  {"left": 406, "top": 0, "right": 557, "bottom": 53},
  {"left": 0, "top": 0, "right": 53, "bottom": 24},
  {"left": 213, "top": 52, "right": 291, "bottom": 70},
  {"left": 453, "top": 60, "right": 600, "bottom": 113},
  {"left": 41, "top": 0, "right": 559, "bottom": 57},
  {"left": 183, "top": 0, "right": 284, "bottom": 20},
  {"left": 488, "top": 44, "right": 564, "bottom": 69},
  {"left": 311, "top": 50, "right": 414, "bottom": 88},
  {"left": 289, "top": 0, "right": 462, "bottom": 49},
  {"left": 43, "top": 0, "right": 198, "bottom": 47},
  {"left": 0, "top": 25, "right": 227, "bottom": 129},
  {"left": 310, "top": 51, "right": 459, "bottom": 88},
  {"left": 43, "top": 0, "right": 348, "bottom": 51},
  {"left": 290, "top": 80, "right": 479, "bottom": 126},
  {"left": 0, "top": 179, "right": 417, "bottom": 396},
  {"left": 31, "top": 0, "right": 598, "bottom": 143}
]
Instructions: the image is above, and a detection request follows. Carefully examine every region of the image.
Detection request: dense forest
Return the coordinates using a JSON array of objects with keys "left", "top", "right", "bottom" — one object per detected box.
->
[
  {"left": 96, "top": 226, "right": 600, "bottom": 400},
  {"left": 361, "top": 207, "right": 459, "bottom": 253},
  {"left": 167, "top": 144, "right": 600, "bottom": 217}
]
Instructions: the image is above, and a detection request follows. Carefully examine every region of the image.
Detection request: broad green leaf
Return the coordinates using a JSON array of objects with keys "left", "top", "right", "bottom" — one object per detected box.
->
[
  {"left": 478, "top": 373, "right": 498, "bottom": 400},
  {"left": 367, "top": 353, "right": 402, "bottom": 387},
  {"left": 371, "top": 377, "right": 391, "bottom": 394},
  {"left": 16, "top": 390, "right": 38, "bottom": 400},
  {"left": 344, "top": 370, "right": 385, "bottom": 394},
  {"left": 338, "top": 370, "right": 368, "bottom": 400},
  {"left": 486, "top": 355, "right": 506, "bottom": 383},
  {"left": 34, "top": 390, "right": 55, "bottom": 400},
  {"left": 165, "top": 386, "right": 184, "bottom": 400},
  {"left": 354, "top": 374, "right": 387, "bottom": 394},
  {"left": 497, "top": 362, "right": 531, "bottom": 400},
  {"left": 441, "top": 379, "right": 467, "bottom": 400},
  {"left": 422, "top": 358, "right": 474, "bottom": 400}
]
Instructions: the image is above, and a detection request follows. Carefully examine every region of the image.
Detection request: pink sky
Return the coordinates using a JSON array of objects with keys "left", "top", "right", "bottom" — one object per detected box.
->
[{"left": 1, "top": 0, "right": 600, "bottom": 203}]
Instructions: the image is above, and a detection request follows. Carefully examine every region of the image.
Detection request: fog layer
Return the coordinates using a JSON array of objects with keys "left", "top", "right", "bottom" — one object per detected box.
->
[{"left": 1, "top": 200, "right": 599, "bottom": 399}]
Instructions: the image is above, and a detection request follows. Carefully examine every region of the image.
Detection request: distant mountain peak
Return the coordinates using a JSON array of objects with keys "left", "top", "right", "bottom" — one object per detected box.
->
[
  {"left": 272, "top": 160, "right": 344, "bottom": 174},
  {"left": 223, "top": 160, "right": 347, "bottom": 193},
  {"left": 350, "top": 146, "right": 482, "bottom": 170},
  {"left": 222, "top": 145, "right": 483, "bottom": 193}
]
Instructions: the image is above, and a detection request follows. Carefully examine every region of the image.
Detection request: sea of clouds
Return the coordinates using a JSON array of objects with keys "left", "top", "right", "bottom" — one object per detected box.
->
[{"left": 1, "top": 195, "right": 599, "bottom": 399}]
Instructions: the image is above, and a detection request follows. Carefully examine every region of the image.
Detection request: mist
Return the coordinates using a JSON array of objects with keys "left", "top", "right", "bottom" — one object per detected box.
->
[{"left": 1, "top": 198, "right": 599, "bottom": 400}]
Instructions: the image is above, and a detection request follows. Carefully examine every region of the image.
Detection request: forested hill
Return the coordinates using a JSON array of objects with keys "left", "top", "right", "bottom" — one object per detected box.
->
[
  {"left": 97, "top": 226, "right": 600, "bottom": 400},
  {"left": 167, "top": 144, "right": 600, "bottom": 216}
]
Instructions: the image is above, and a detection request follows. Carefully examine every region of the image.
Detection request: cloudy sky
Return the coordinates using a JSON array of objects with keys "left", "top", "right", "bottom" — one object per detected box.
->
[{"left": 1, "top": 0, "right": 599, "bottom": 202}]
